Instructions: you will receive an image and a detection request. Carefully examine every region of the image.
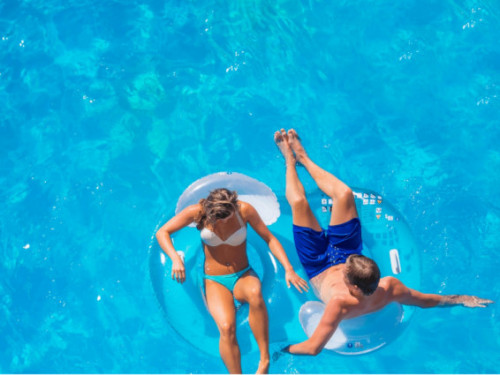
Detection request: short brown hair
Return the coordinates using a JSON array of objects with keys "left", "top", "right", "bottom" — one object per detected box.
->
[{"left": 345, "top": 255, "right": 380, "bottom": 295}]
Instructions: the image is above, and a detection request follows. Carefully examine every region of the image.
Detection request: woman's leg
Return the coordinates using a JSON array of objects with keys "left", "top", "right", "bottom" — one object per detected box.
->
[
  {"left": 205, "top": 279, "right": 241, "bottom": 374},
  {"left": 287, "top": 129, "right": 358, "bottom": 226},
  {"left": 274, "top": 129, "right": 322, "bottom": 231},
  {"left": 233, "top": 273, "right": 269, "bottom": 374}
]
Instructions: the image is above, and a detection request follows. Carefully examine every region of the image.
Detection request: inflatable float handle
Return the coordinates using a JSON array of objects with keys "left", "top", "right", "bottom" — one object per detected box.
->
[
  {"left": 159, "top": 250, "right": 185, "bottom": 266},
  {"left": 390, "top": 249, "right": 401, "bottom": 274}
]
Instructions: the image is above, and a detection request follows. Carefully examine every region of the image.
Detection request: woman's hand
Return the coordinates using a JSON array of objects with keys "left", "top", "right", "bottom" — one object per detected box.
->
[
  {"left": 156, "top": 204, "right": 199, "bottom": 285},
  {"left": 285, "top": 269, "right": 309, "bottom": 293},
  {"left": 171, "top": 258, "right": 186, "bottom": 283}
]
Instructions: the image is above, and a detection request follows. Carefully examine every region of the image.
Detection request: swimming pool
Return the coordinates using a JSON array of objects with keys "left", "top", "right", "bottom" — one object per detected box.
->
[{"left": 1, "top": 0, "right": 499, "bottom": 373}]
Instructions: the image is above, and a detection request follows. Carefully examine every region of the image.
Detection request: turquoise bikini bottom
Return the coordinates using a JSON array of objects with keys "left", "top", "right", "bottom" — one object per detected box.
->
[{"left": 204, "top": 266, "right": 253, "bottom": 293}]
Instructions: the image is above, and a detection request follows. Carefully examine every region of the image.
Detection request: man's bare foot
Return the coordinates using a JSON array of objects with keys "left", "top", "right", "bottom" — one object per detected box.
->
[
  {"left": 256, "top": 358, "right": 270, "bottom": 374},
  {"left": 274, "top": 129, "right": 295, "bottom": 164},
  {"left": 287, "top": 129, "right": 308, "bottom": 164}
]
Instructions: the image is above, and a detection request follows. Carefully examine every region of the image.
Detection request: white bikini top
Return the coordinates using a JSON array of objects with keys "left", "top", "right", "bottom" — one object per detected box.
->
[{"left": 200, "top": 212, "right": 247, "bottom": 247}]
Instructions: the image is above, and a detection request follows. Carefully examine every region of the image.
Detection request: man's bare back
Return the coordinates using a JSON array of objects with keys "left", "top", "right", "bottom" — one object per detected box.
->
[
  {"left": 310, "top": 264, "right": 346, "bottom": 303},
  {"left": 311, "top": 264, "right": 404, "bottom": 319}
]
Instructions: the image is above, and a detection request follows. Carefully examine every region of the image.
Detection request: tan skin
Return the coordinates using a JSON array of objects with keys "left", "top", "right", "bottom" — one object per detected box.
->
[
  {"left": 156, "top": 200, "right": 308, "bottom": 373},
  {"left": 274, "top": 128, "right": 493, "bottom": 356}
]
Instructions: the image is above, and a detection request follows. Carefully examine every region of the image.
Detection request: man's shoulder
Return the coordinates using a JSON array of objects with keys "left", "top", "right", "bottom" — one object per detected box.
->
[
  {"left": 330, "top": 291, "right": 368, "bottom": 311},
  {"left": 378, "top": 276, "right": 408, "bottom": 301},
  {"left": 327, "top": 293, "right": 353, "bottom": 308},
  {"left": 379, "top": 276, "right": 403, "bottom": 288}
]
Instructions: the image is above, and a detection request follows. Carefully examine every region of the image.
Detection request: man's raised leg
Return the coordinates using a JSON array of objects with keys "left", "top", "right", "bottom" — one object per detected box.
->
[
  {"left": 274, "top": 129, "right": 322, "bottom": 231},
  {"left": 287, "top": 129, "right": 358, "bottom": 226}
]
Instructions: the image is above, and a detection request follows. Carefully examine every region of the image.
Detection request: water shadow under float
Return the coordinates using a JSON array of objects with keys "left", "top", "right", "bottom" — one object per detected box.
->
[{"left": 149, "top": 172, "right": 421, "bottom": 356}]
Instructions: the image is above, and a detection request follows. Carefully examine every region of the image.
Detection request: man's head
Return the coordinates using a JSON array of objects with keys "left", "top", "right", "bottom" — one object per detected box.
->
[{"left": 344, "top": 254, "right": 380, "bottom": 296}]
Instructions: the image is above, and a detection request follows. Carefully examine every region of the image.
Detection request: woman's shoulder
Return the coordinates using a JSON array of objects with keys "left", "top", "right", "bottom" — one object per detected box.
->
[
  {"left": 237, "top": 200, "right": 255, "bottom": 211},
  {"left": 237, "top": 200, "right": 254, "bottom": 217},
  {"left": 180, "top": 203, "right": 203, "bottom": 218}
]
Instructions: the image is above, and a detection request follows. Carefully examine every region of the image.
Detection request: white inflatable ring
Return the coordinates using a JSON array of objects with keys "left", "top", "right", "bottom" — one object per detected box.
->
[{"left": 149, "top": 173, "right": 421, "bottom": 356}]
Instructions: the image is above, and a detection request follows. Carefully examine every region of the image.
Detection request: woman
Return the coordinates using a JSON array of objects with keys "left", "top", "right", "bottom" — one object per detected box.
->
[{"left": 156, "top": 188, "right": 308, "bottom": 374}]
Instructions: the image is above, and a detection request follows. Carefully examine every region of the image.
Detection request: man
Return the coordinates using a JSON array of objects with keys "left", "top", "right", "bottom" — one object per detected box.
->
[{"left": 274, "top": 128, "right": 493, "bottom": 356}]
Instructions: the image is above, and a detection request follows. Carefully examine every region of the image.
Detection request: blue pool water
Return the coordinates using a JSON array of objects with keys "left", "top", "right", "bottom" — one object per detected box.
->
[{"left": 1, "top": 0, "right": 499, "bottom": 373}]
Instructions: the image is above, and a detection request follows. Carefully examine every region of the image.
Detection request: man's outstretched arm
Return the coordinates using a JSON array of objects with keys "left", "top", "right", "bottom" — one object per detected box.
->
[
  {"left": 283, "top": 300, "right": 344, "bottom": 356},
  {"left": 390, "top": 277, "right": 493, "bottom": 308}
]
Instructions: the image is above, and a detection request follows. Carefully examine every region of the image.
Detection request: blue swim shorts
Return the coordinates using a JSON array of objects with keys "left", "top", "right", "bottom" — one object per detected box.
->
[{"left": 293, "top": 218, "right": 363, "bottom": 279}]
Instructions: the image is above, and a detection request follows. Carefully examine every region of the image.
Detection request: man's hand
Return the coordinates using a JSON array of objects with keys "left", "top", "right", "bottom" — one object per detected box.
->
[
  {"left": 460, "top": 296, "right": 494, "bottom": 308},
  {"left": 437, "top": 294, "right": 494, "bottom": 308}
]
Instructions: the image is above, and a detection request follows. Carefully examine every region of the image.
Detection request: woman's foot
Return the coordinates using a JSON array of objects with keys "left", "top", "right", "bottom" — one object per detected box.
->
[
  {"left": 274, "top": 129, "right": 295, "bottom": 164},
  {"left": 256, "top": 358, "right": 270, "bottom": 374},
  {"left": 287, "top": 129, "right": 308, "bottom": 164}
]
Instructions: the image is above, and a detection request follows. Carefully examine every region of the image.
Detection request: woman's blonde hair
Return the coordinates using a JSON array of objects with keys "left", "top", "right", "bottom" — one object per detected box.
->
[{"left": 195, "top": 188, "right": 239, "bottom": 230}]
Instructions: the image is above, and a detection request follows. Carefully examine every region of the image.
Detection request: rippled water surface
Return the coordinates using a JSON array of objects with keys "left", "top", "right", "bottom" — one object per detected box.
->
[{"left": 1, "top": 0, "right": 499, "bottom": 373}]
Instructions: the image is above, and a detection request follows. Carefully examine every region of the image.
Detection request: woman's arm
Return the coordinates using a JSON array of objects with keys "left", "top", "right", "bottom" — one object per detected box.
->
[
  {"left": 242, "top": 202, "right": 309, "bottom": 292},
  {"left": 156, "top": 204, "right": 200, "bottom": 283},
  {"left": 389, "top": 277, "right": 493, "bottom": 308}
]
